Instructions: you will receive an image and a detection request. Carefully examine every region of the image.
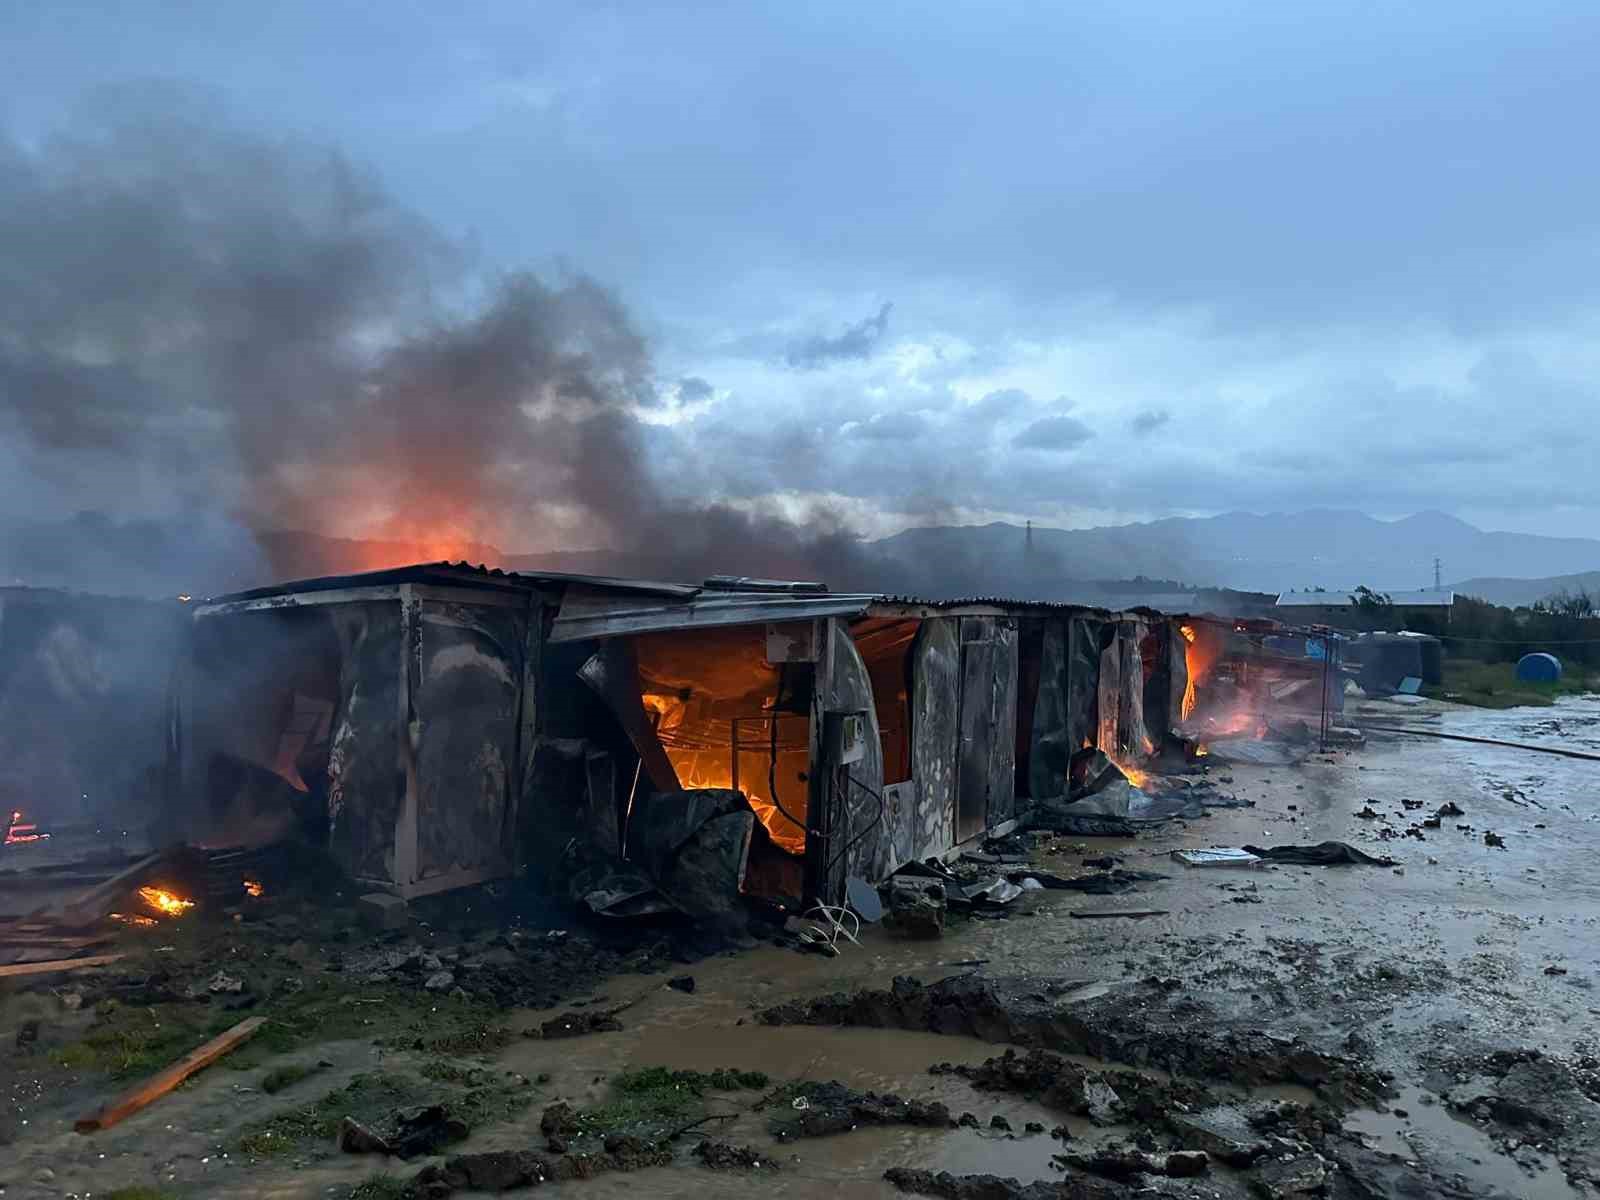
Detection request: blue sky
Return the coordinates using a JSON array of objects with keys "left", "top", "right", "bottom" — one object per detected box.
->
[{"left": 5, "top": 1, "right": 1600, "bottom": 548}]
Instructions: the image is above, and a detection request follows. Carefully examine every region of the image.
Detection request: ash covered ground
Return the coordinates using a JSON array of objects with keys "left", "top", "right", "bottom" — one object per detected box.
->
[{"left": 4, "top": 697, "right": 1600, "bottom": 1200}]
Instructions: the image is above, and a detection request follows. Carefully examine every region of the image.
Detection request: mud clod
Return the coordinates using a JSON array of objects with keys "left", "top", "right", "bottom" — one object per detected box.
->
[
  {"left": 693, "top": 1140, "right": 779, "bottom": 1169},
  {"left": 769, "top": 1081, "right": 955, "bottom": 1139}
]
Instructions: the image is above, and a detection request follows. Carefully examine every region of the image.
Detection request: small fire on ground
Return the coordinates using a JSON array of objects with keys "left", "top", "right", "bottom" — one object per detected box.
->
[
  {"left": 243, "top": 879, "right": 264, "bottom": 898},
  {"left": 108, "top": 912, "right": 160, "bottom": 928},
  {"left": 3, "top": 810, "right": 49, "bottom": 845},
  {"left": 138, "top": 886, "right": 195, "bottom": 917}
]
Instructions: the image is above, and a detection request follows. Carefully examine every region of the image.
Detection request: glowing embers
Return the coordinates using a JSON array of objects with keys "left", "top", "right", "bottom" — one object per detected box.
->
[
  {"left": 243, "top": 879, "right": 265, "bottom": 898},
  {"left": 138, "top": 886, "right": 195, "bottom": 917}
]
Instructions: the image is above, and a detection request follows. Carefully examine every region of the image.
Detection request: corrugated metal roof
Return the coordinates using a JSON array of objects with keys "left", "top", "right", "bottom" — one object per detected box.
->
[
  {"left": 1276, "top": 589, "right": 1455, "bottom": 607},
  {"left": 203, "top": 561, "right": 701, "bottom": 605},
  {"left": 550, "top": 589, "right": 881, "bottom": 643}
]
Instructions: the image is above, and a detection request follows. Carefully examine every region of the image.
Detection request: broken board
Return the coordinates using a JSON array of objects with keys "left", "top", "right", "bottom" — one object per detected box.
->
[{"left": 76, "top": 1016, "right": 266, "bottom": 1133}]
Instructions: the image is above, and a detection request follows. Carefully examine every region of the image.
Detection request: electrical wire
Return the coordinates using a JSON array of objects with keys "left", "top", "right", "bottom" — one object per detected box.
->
[
  {"left": 765, "top": 663, "right": 809, "bottom": 843},
  {"left": 825, "top": 767, "right": 886, "bottom": 881},
  {"left": 800, "top": 904, "right": 861, "bottom": 950}
]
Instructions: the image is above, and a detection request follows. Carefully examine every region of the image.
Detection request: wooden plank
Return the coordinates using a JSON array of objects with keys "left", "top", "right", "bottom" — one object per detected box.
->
[
  {"left": 0, "top": 953, "right": 126, "bottom": 978},
  {"left": 75, "top": 1016, "right": 266, "bottom": 1134},
  {"left": 1070, "top": 909, "right": 1169, "bottom": 920},
  {"left": 0, "top": 932, "right": 113, "bottom": 949},
  {"left": 57, "top": 851, "right": 169, "bottom": 927}
]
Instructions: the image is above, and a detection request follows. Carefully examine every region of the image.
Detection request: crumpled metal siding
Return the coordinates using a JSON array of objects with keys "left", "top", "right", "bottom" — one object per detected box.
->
[
  {"left": 909, "top": 617, "right": 959, "bottom": 859},
  {"left": 413, "top": 600, "right": 521, "bottom": 883}
]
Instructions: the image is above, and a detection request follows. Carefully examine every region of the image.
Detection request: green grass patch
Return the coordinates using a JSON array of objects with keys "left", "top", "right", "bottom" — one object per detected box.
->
[
  {"left": 49, "top": 1001, "right": 228, "bottom": 1080},
  {"left": 1424, "top": 659, "right": 1600, "bottom": 709},
  {"left": 236, "top": 1069, "right": 534, "bottom": 1159},
  {"left": 103, "top": 1189, "right": 180, "bottom": 1200},
  {"left": 238, "top": 1072, "right": 421, "bottom": 1157},
  {"left": 47, "top": 980, "right": 511, "bottom": 1085},
  {"left": 570, "top": 1067, "right": 770, "bottom": 1138}
]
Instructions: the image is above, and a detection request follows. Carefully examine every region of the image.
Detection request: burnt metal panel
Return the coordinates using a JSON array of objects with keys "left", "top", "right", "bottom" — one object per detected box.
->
[
  {"left": 1066, "top": 616, "right": 1101, "bottom": 754},
  {"left": 988, "top": 619, "right": 1019, "bottom": 826},
  {"left": 1096, "top": 623, "right": 1120, "bottom": 756},
  {"left": 1029, "top": 618, "right": 1071, "bottom": 801},
  {"left": 1118, "top": 618, "right": 1149, "bottom": 758},
  {"left": 956, "top": 622, "right": 998, "bottom": 843},
  {"left": 910, "top": 617, "right": 959, "bottom": 860},
  {"left": 1141, "top": 621, "right": 1172, "bottom": 745},
  {"left": 412, "top": 599, "right": 521, "bottom": 884},
  {"left": 825, "top": 621, "right": 887, "bottom": 888},
  {"left": 326, "top": 602, "right": 404, "bottom": 884}
]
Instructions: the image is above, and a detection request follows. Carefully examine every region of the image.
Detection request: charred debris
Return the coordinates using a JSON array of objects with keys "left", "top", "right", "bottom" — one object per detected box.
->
[{"left": 1, "top": 564, "right": 1356, "bottom": 964}]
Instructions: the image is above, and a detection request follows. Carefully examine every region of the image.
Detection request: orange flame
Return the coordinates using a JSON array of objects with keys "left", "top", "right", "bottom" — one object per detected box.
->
[
  {"left": 138, "top": 887, "right": 195, "bottom": 917},
  {"left": 1106, "top": 753, "right": 1150, "bottom": 789},
  {"left": 243, "top": 879, "right": 264, "bottom": 898},
  {"left": 1179, "top": 623, "right": 1222, "bottom": 723}
]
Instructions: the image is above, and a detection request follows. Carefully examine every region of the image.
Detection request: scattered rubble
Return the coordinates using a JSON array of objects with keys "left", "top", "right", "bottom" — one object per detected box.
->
[{"left": 761, "top": 974, "right": 1394, "bottom": 1108}]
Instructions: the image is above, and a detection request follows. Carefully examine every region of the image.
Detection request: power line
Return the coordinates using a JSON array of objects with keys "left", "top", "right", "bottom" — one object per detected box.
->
[{"left": 1433, "top": 632, "right": 1600, "bottom": 645}]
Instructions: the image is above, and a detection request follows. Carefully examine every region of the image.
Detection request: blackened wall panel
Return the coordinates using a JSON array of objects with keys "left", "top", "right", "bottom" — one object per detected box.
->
[
  {"left": 327, "top": 603, "right": 403, "bottom": 884},
  {"left": 414, "top": 600, "right": 521, "bottom": 883},
  {"left": 956, "top": 622, "right": 997, "bottom": 843},
  {"left": 1028, "top": 618, "right": 1070, "bottom": 801},
  {"left": 1117, "top": 619, "right": 1149, "bottom": 758},
  {"left": 1066, "top": 617, "right": 1101, "bottom": 754},
  {"left": 987, "top": 619, "right": 1019, "bottom": 826},
  {"left": 910, "top": 617, "right": 959, "bottom": 859}
]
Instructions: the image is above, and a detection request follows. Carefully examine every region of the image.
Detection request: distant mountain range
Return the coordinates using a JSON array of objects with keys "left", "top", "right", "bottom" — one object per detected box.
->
[
  {"left": 6, "top": 508, "right": 1600, "bottom": 605},
  {"left": 868, "top": 510, "right": 1600, "bottom": 599},
  {"left": 1448, "top": 571, "right": 1600, "bottom": 608}
]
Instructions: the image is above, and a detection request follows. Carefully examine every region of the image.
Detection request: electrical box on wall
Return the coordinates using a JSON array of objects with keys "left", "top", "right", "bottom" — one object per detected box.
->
[
  {"left": 823, "top": 709, "right": 868, "bottom": 765},
  {"left": 765, "top": 621, "right": 818, "bottom": 664}
]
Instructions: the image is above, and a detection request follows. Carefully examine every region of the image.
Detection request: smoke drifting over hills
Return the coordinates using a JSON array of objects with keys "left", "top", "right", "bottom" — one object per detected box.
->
[{"left": 0, "top": 86, "right": 878, "bottom": 596}]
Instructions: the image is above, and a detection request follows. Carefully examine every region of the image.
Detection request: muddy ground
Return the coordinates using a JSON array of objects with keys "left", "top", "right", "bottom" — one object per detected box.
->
[{"left": 4, "top": 696, "right": 1600, "bottom": 1200}]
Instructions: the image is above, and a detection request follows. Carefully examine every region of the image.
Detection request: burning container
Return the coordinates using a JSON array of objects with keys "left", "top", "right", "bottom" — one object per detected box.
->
[{"left": 183, "top": 565, "right": 1309, "bottom": 908}]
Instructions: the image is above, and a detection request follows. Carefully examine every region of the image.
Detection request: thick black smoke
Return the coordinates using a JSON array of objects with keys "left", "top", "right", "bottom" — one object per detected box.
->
[{"left": 0, "top": 86, "right": 885, "bottom": 595}]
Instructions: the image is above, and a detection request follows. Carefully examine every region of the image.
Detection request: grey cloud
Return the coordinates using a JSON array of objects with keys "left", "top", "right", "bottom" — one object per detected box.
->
[
  {"left": 850, "top": 411, "right": 927, "bottom": 441},
  {"left": 1131, "top": 409, "right": 1170, "bottom": 435},
  {"left": 1014, "top": 415, "right": 1094, "bottom": 451},
  {"left": 676, "top": 375, "right": 713, "bottom": 402},
  {"left": 785, "top": 302, "right": 892, "bottom": 370}
]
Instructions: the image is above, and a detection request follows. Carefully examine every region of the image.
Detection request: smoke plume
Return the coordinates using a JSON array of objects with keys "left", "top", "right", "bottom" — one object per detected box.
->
[{"left": 0, "top": 85, "right": 883, "bottom": 596}]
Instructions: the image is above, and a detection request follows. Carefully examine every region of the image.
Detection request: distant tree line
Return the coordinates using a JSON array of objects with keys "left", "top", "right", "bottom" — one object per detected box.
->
[{"left": 1333, "top": 586, "right": 1600, "bottom": 666}]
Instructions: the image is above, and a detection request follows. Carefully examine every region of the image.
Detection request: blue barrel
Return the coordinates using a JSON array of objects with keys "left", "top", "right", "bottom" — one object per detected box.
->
[{"left": 1515, "top": 652, "right": 1562, "bottom": 683}]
